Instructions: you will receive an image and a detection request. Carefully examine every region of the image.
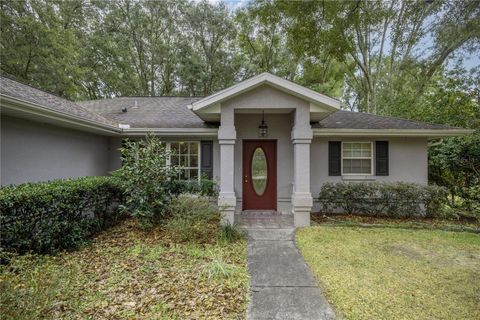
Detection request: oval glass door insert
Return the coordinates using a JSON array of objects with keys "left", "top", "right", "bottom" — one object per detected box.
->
[{"left": 251, "top": 147, "right": 268, "bottom": 196}]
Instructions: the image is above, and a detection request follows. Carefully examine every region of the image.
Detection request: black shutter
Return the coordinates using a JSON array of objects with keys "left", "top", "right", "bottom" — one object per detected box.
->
[
  {"left": 375, "top": 141, "right": 389, "bottom": 176},
  {"left": 328, "top": 141, "right": 342, "bottom": 176},
  {"left": 200, "top": 141, "right": 213, "bottom": 179}
]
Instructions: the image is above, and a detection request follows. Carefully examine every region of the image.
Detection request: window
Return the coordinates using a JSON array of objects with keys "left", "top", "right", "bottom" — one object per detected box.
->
[
  {"left": 119, "top": 140, "right": 201, "bottom": 181},
  {"left": 342, "top": 142, "right": 373, "bottom": 175},
  {"left": 168, "top": 142, "right": 200, "bottom": 180}
]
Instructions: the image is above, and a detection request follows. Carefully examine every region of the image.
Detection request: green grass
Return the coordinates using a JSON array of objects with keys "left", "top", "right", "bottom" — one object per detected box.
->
[
  {"left": 297, "top": 226, "right": 480, "bottom": 320},
  {"left": 0, "top": 219, "right": 248, "bottom": 319}
]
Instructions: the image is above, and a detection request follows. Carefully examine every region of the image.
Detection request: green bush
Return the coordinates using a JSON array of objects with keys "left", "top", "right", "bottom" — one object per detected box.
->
[
  {"left": 318, "top": 182, "right": 449, "bottom": 218},
  {"left": 164, "top": 194, "right": 220, "bottom": 243},
  {"left": 169, "top": 177, "right": 218, "bottom": 197},
  {"left": 455, "top": 185, "right": 480, "bottom": 221},
  {"left": 0, "top": 176, "right": 124, "bottom": 256},
  {"left": 202, "top": 256, "right": 237, "bottom": 280},
  {"left": 466, "top": 186, "right": 480, "bottom": 213},
  {"left": 218, "top": 224, "right": 245, "bottom": 243},
  {"left": 113, "top": 135, "right": 218, "bottom": 227},
  {"left": 113, "top": 135, "right": 177, "bottom": 228}
]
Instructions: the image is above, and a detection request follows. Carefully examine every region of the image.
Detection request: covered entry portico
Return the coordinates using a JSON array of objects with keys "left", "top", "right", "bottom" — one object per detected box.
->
[{"left": 189, "top": 73, "right": 340, "bottom": 227}]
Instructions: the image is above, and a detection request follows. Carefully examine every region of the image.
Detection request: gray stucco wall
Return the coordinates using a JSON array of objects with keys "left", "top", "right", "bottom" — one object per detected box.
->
[
  {"left": 310, "top": 137, "right": 428, "bottom": 210},
  {"left": 221, "top": 85, "right": 309, "bottom": 111},
  {"left": 1, "top": 116, "right": 110, "bottom": 186},
  {"left": 107, "top": 137, "right": 123, "bottom": 172}
]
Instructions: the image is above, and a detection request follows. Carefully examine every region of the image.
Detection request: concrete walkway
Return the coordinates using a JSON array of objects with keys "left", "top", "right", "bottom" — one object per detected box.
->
[{"left": 237, "top": 213, "right": 336, "bottom": 320}]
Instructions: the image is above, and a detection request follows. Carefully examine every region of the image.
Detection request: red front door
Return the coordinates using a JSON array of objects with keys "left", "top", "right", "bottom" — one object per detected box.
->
[{"left": 242, "top": 140, "right": 277, "bottom": 210}]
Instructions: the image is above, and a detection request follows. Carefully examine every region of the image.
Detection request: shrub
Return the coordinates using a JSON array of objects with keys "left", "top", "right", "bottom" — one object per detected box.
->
[
  {"left": 0, "top": 176, "right": 124, "bottom": 256},
  {"left": 464, "top": 186, "right": 480, "bottom": 221},
  {"left": 202, "top": 256, "right": 236, "bottom": 280},
  {"left": 113, "top": 136, "right": 218, "bottom": 228},
  {"left": 218, "top": 224, "right": 245, "bottom": 243},
  {"left": 318, "top": 182, "right": 449, "bottom": 218},
  {"left": 164, "top": 194, "right": 220, "bottom": 243},
  {"left": 113, "top": 135, "right": 177, "bottom": 228},
  {"left": 169, "top": 177, "right": 218, "bottom": 197}
]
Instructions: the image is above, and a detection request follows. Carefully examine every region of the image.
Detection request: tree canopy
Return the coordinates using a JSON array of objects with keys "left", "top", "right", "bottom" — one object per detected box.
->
[{"left": 1, "top": 0, "right": 478, "bottom": 109}]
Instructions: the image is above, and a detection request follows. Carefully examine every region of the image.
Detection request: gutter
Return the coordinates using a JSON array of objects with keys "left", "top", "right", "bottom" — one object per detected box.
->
[
  {"left": 1, "top": 95, "right": 121, "bottom": 134},
  {"left": 1, "top": 95, "right": 219, "bottom": 136},
  {"left": 312, "top": 128, "right": 474, "bottom": 138},
  {"left": 121, "top": 127, "right": 218, "bottom": 136}
]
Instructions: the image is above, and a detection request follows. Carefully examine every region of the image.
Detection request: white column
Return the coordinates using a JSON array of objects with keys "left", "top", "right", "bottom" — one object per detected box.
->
[
  {"left": 217, "top": 108, "right": 236, "bottom": 225},
  {"left": 291, "top": 108, "right": 313, "bottom": 227}
]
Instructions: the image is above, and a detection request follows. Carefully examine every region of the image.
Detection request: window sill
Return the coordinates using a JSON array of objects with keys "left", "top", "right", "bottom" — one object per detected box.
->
[{"left": 341, "top": 175, "right": 376, "bottom": 181}]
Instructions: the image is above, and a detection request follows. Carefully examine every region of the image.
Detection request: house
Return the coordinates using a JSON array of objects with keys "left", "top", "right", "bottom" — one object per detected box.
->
[{"left": 0, "top": 73, "right": 472, "bottom": 226}]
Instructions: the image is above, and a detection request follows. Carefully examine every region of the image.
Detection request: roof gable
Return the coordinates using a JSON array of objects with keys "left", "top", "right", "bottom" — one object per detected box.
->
[{"left": 189, "top": 72, "right": 341, "bottom": 113}]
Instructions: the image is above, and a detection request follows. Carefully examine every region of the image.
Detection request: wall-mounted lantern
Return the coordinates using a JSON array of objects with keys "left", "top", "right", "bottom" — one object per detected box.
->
[{"left": 258, "top": 110, "right": 268, "bottom": 137}]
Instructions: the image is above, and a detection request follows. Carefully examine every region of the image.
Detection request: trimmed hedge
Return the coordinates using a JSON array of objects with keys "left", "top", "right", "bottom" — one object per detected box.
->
[
  {"left": 0, "top": 176, "right": 124, "bottom": 255},
  {"left": 318, "top": 182, "right": 448, "bottom": 218}
]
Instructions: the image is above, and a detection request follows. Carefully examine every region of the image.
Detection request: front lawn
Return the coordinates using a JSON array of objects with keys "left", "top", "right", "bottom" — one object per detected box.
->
[
  {"left": 297, "top": 226, "right": 480, "bottom": 320},
  {"left": 0, "top": 219, "right": 248, "bottom": 319}
]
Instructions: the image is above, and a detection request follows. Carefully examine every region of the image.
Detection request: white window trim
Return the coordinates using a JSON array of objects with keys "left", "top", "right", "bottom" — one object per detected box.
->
[
  {"left": 341, "top": 141, "right": 374, "bottom": 176},
  {"left": 165, "top": 141, "right": 201, "bottom": 181}
]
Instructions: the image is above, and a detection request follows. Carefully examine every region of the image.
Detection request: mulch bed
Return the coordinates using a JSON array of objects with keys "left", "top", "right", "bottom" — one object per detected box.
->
[
  {"left": 311, "top": 212, "right": 480, "bottom": 232},
  {"left": 1, "top": 218, "right": 248, "bottom": 320}
]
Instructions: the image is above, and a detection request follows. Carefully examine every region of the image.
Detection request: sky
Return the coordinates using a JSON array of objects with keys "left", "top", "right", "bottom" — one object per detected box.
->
[
  {"left": 194, "top": 0, "right": 249, "bottom": 11},
  {"left": 457, "top": 53, "right": 479, "bottom": 70}
]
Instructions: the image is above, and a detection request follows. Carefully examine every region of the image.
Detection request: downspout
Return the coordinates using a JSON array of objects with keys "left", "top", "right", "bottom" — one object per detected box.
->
[{"left": 428, "top": 138, "right": 444, "bottom": 147}]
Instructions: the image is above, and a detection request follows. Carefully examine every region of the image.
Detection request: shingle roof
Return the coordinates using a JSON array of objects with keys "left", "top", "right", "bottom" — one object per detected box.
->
[
  {"left": 79, "top": 97, "right": 457, "bottom": 130},
  {"left": 314, "top": 110, "right": 457, "bottom": 130},
  {"left": 1, "top": 76, "right": 459, "bottom": 131},
  {"left": 0, "top": 76, "right": 116, "bottom": 126},
  {"left": 78, "top": 97, "right": 217, "bottom": 128}
]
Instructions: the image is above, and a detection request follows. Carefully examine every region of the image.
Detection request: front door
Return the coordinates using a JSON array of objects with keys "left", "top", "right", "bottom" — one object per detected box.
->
[{"left": 242, "top": 140, "right": 277, "bottom": 210}]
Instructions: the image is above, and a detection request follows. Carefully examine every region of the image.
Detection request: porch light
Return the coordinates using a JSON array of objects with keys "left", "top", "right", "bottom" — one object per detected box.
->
[{"left": 258, "top": 110, "right": 268, "bottom": 137}]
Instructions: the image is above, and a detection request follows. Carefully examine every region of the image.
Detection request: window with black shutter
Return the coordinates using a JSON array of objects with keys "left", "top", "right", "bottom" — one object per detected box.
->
[
  {"left": 200, "top": 140, "right": 213, "bottom": 179},
  {"left": 375, "top": 141, "right": 389, "bottom": 176},
  {"left": 328, "top": 141, "right": 341, "bottom": 176}
]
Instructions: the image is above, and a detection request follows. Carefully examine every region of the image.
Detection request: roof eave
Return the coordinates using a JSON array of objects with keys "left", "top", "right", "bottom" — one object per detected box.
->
[
  {"left": 1, "top": 94, "right": 121, "bottom": 134},
  {"left": 120, "top": 127, "right": 218, "bottom": 136},
  {"left": 312, "top": 128, "right": 474, "bottom": 137}
]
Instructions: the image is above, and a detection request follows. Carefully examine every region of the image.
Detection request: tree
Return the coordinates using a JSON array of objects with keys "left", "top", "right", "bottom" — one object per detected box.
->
[
  {"left": 271, "top": 0, "right": 480, "bottom": 113},
  {"left": 421, "top": 68, "right": 480, "bottom": 215},
  {"left": 177, "top": 0, "right": 238, "bottom": 96},
  {"left": 91, "top": 0, "right": 182, "bottom": 97},
  {"left": 1, "top": 0, "right": 88, "bottom": 99},
  {"left": 234, "top": 0, "right": 345, "bottom": 97},
  {"left": 235, "top": 2, "right": 297, "bottom": 79}
]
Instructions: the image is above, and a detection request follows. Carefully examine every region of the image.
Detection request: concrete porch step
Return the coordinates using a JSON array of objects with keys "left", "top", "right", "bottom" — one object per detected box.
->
[
  {"left": 235, "top": 211, "right": 295, "bottom": 241},
  {"left": 235, "top": 212, "right": 294, "bottom": 229},
  {"left": 243, "top": 228, "right": 295, "bottom": 241},
  {"left": 240, "top": 210, "right": 283, "bottom": 215}
]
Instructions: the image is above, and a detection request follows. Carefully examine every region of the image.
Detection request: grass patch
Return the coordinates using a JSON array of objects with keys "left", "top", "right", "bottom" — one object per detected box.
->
[
  {"left": 202, "top": 256, "right": 238, "bottom": 280},
  {"left": 297, "top": 226, "right": 480, "bottom": 320},
  {"left": 218, "top": 224, "right": 245, "bottom": 243},
  {"left": 0, "top": 218, "right": 248, "bottom": 319}
]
